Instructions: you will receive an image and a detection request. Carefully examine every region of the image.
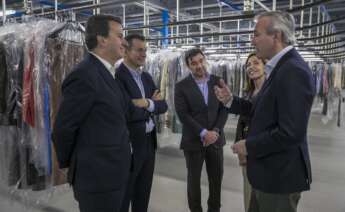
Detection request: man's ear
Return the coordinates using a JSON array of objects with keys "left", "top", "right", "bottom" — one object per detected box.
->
[
  {"left": 96, "top": 35, "right": 105, "bottom": 47},
  {"left": 274, "top": 31, "right": 283, "bottom": 42}
]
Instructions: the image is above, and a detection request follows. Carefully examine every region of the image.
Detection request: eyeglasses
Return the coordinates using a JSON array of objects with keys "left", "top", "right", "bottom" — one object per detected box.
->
[{"left": 131, "top": 48, "right": 147, "bottom": 54}]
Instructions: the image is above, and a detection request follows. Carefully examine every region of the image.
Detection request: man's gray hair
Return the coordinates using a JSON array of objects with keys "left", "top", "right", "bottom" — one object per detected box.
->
[{"left": 255, "top": 11, "right": 296, "bottom": 45}]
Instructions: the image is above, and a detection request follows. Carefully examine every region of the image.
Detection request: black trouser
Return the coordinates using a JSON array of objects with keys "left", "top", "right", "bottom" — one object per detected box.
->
[
  {"left": 184, "top": 145, "right": 224, "bottom": 212},
  {"left": 73, "top": 187, "right": 126, "bottom": 212},
  {"left": 120, "top": 133, "right": 156, "bottom": 212},
  {"left": 248, "top": 189, "right": 301, "bottom": 212}
]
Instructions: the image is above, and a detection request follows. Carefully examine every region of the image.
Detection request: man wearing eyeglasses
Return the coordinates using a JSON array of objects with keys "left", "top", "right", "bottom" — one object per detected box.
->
[{"left": 116, "top": 34, "right": 168, "bottom": 212}]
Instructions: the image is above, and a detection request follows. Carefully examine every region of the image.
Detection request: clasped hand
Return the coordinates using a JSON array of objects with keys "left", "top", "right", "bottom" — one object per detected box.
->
[{"left": 203, "top": 130, "right": 219, "bottom": 146}]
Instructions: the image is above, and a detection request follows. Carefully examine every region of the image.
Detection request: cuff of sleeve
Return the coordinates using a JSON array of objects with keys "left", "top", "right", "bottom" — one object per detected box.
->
[
  {"left": 200, "top": 129, "right": 207, "bottom": 142},
  {"left": 225, "top": 97, "right": 233, "bottom": 108},
  {"left": 213, "top": 128, "right": 220, "bottom": 134},
  {"left": 146, "top": 99, "right": 155, "bottom": 112},
  {"left": 245, "top": 136, "right": 256, "bottom": 157}
]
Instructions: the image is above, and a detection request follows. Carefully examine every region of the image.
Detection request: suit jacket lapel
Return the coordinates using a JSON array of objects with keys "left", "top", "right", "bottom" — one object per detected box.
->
[
  {"left": 120, "top": 63, "right": 145, "bottom": 98},
  {"left": 207, "top": 75, "right": 217, "bottom": 110},
  {"left": 141, "top": 74, "right": 151, "bottom": 98},
  {"left": 88, "top": 54, "right": 120, "bottom": 96},
  {"left": 187, "top": 75, "right": 207, "bottom": 107},
  {"left": 261, "top": 48, "right": 295, "bottom": 94}
]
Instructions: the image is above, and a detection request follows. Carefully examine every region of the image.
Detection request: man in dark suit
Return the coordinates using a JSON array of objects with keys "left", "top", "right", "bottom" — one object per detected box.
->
[
  {"left": 116, "top": 34, "right": 168, "bottom": 212},
  {"left": 215, "top": 11, "right": 315, "bottom": 212},
  {"left": 174, "top": 48, "right": 228, "bottom": 212},
  {"left": 53, "top": 15, "right": 138, "bottom": 212}
]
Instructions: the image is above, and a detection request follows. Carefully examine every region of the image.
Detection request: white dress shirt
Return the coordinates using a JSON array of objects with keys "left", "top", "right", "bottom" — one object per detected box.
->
[
  {"left": 90, "top": 52, "right": 116, "bottom": 78},
  {"left": 264, "top": 45, "right": 293, "bottom": 79}
]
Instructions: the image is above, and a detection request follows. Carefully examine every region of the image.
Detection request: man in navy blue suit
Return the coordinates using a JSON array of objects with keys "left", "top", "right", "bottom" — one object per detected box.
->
[
  {"left": 215, "top": 11, "right": 315, "bottom": 212},
  {"left": 116, "top": 34, "right": 168, "bottom": 212},
  {"left": 53, "top": 15, "right": 136, "bottom": 212}
]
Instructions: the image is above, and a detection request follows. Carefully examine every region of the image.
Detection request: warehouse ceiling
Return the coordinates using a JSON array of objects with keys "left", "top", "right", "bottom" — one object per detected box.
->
[
  {"left": 2, "top": 1, "right": 345, "bottom": 29},
  {"left": 1, "top": 0, "right": 345, "bottom": 59},
  {"left": 2, "top": 0, "right": 345, "bottom": 35}
]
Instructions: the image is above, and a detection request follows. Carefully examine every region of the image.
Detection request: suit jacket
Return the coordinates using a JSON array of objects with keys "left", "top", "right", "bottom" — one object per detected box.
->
[
  {"left": 115, "top": 63, "right": 168, "bottom": 155},
  {"left": 174, "top": 74, "right": 228, "bottom": 150},
  {"left": 53, "top": 54, "right": 135, "bottom": 192},
  {"left": 228, "top": 48, "right": 315, "bottom": 193}
]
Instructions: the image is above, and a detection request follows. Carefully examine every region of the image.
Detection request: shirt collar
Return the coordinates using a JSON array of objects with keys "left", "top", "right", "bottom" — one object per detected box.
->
[
  {"left": 191, "top": 72, "right": 210, "bottom": 84},
  {"left": 124, "top": 62, "right": 143, "bottom": 78},
  {"left": 90, "top": 52, "right": 115, "bottom": 78},
  {"left": 265, "top": 45, "right": 293, "bottom": 78}
]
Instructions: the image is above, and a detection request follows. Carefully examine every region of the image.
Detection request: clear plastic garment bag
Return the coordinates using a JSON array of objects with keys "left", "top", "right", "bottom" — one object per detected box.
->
[{"left": 0, "top": 19, "right": 85, "bottom": 209}]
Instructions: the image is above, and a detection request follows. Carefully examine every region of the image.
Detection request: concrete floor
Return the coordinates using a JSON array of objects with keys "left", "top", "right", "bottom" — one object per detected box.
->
[{"left": 0, "top": 113, "right": 345, "bottom": 212}]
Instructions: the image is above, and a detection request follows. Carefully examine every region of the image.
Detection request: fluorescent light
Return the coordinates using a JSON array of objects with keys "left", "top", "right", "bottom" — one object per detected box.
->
[
  {"left": 181, "top": 45, "right": 195, "bottom": 49},
  {"left": 296, "top": 49, "right": 324, "bottom": 62},
  {"left": 209, "top": 53, "right": 238, "bottom": 58},
  {"left": 204, "top": 50, "right": 217, "bottom": 53},
  {"left": 302, "top": 56, "right": 323, "bottom": 62}
]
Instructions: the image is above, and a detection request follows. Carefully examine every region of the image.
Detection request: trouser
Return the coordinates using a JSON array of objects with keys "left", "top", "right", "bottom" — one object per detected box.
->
[
  {"left": 248, "top": 189, "right": 301, "bottom": 212},
  {"left": 184, "top": 145, "right": 224, "bottom": 212},
  {"left": 120, "top": 133, "right": 156, "bottom": 212},
  {"left": 73, "top": 188, "right": 126, "bottom": 212},
  {"left": 242, "top": 167, "right": 252, "bottom": 212}
]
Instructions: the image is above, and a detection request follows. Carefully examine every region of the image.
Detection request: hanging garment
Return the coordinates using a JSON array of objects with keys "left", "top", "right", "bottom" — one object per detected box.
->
[
  {"left": 323, "top": 64, "right": 329, "bottom": 96},
  {"left": 328, "top": 63, "right": 334, "bottom": 89},
  {"left": 22, "top": 45, "right": 35, "bottom": 128},
  {"left": 0, "top": 21, "right": 86, "bottom": 193},
  {"left": 0, "top": 35, "right": 24, "bottom": 126},
  {"left": 24, "top": 21, "right": 68, "bottom": 190},
  {"left": 0, "top": 43, "right": 7, "bottom": 115},
  {"left": 171, "top": 55, "right": 184, "bottom": 133},
  {"left": 342, "top": 63, "right": 345, "bottom": 89},
  {"left": 333, "top": 63, "right": 342, "bottom": 89},
  {"left": 316, "top": 65, "right": 323, "bottom": 96},
  {"left": 46, "top": 24, "right": 85, "bottom": 186},
  {"left": 0, "top": 126, "right": 20, "bottom": 186},
  {"left": 312, "top": 66, "right": 317, "bottom": 94},
  {"left": 322, "top": 95, "right": 328, "bottom": 116},
  {"left": 318, "top": 67, "right": 323, "bottom": 98},
  {"left": 0, "top": 34, "right": 25, "bottom": 187}
]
